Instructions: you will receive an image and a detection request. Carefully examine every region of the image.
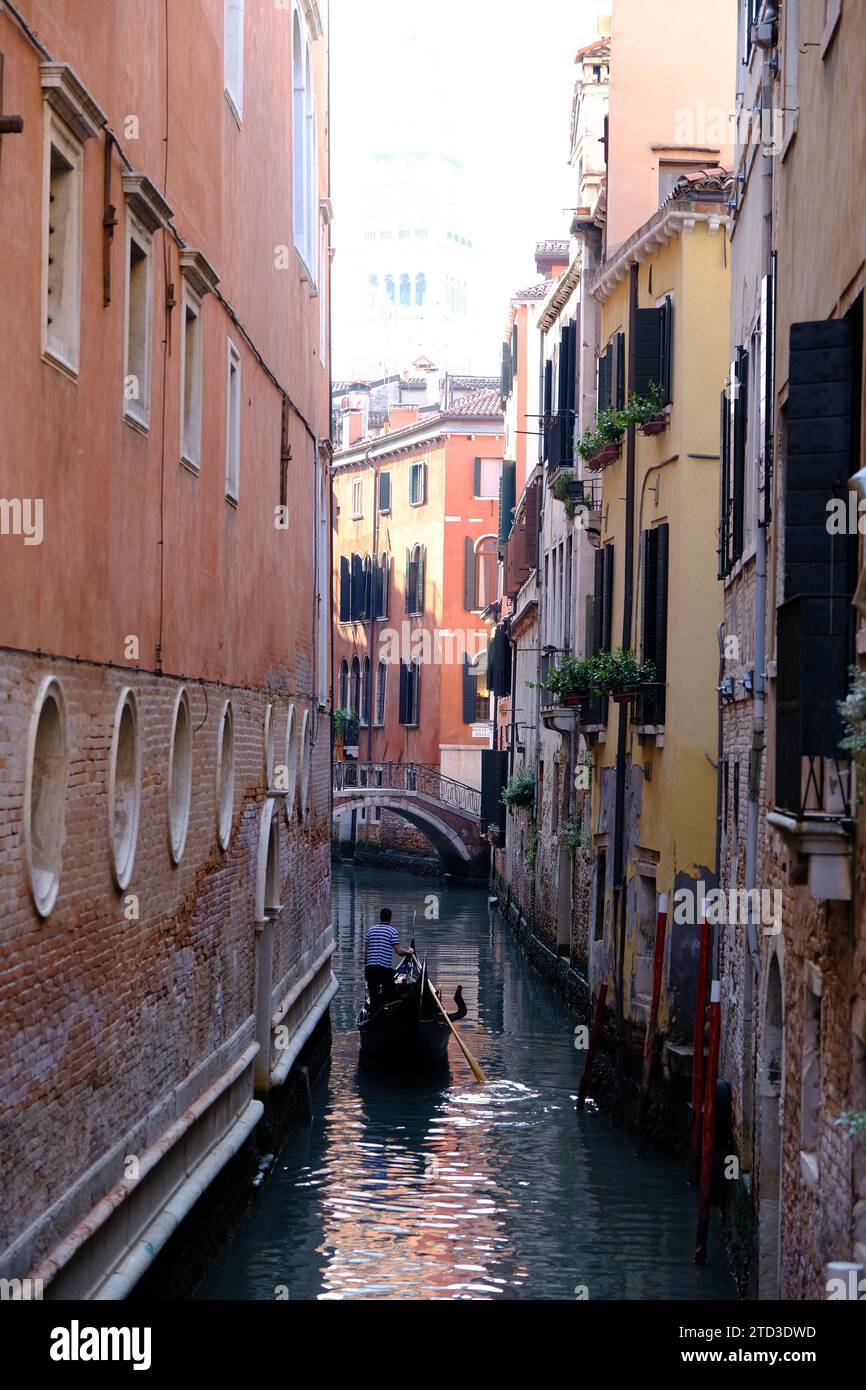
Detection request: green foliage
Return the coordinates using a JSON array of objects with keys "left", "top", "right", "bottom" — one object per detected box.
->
[
  {"left": 620, "top": 382, "right": 666, "bottom": 428},
  {"left": 502, "top": 767, "right": 535, "bottom": 809},
  {"left": 561, "top": 815, "right": 591, "bottom": 855},
  {"left": 835, "top": 1110, "right": 866, "bottom": 1137},
  {"left": 333, "top": 708, "right": 360, "bottom": 744},
  {"left": 536, "top": 655, "right": 594, "bottom": 697},
  {"left": 536, "top": 648, "right": 655, "bottom": 699},
  {"left": 839, "top": 667, "right": 866, "bottom": 760}
]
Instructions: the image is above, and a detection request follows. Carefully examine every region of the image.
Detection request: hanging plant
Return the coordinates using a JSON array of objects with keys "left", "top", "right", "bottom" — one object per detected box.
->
[{"left": 502, "top": 768, "right": 535, "bottom": 809}]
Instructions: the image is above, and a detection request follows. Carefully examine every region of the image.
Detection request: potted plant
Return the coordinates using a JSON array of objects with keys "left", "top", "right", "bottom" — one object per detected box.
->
[
  {"left": 589, "top": 648, "right": 656, "bottom": 702},
  {"left": 578, "top": 405, "right": 626, "bottom": 469},
  {"left": 534, "top": 654, "right": 594, "bottom": 706},
  {"left": 333, "top": 708, "right": 360, "bottom": 750},
  {"left": 501, "top": 767, "right": 535, "bottom": 810},
  {"left": 485, "top": 821, "right": 502, "bottom": 845},
  {"left": 624, "top": 383, "right": 668, "bottom": 436}
]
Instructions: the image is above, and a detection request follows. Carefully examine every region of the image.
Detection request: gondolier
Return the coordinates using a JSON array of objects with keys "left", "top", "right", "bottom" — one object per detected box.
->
[{"left": 364, "top": 909, "right": 415, "bottom": 1008}]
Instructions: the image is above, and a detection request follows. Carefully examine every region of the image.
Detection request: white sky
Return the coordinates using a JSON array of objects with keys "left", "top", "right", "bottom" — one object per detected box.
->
[{"left": 330, "top": 0, "right": 602, "bottom": 375}]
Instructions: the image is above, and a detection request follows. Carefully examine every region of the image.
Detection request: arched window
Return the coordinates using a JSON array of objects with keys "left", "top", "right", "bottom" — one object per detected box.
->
[
  {"left": 384, "top": 274, "right": 395, "bottom": 303},
  {"left": 399, "top": 272, "right": 411, "bottom": 306},
  {"left": 475, "top": 534, "right": 499, "bottom": 611},
  {"left": 405, "top": 542, "right": 425, "bottom": 616},
  {"left": 215, "top": 700, "right": 235, "bottom": 851},
  {"left": 360, "top": 656, "right": 371, "bottom": 726},
  {"left": 363, "top": 553, "right": 373, "bottom": 618},
  {"left": 350, "top": 657, "right": 361, "bottom": 717},
  {"left": 26, "top": 677, "right": 68, "bottom": 917},
  {"left": 109, "top": 688, "right": 141, "bottom": 891},
  {"left": 375, "top": 660, "right": 387, "bottom": 726},
  {"left": 377, "top": 552, "right": 390, "bottom": 618},
  {"left": 415, "top": 272, "right": 426, "bottom": 306},
  {"left": 338, "top": 659, "right": 349, "bottom": 710}
]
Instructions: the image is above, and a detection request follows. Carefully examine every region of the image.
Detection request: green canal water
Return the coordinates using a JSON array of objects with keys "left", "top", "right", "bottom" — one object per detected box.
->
[{"left": 195, "top": 865, "right": 735, "bottom": 1301}]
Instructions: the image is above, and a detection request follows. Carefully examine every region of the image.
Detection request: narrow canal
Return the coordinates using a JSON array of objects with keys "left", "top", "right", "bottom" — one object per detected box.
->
[{"left": 196, "top": 865, "right": 735, "bottom": 1301}]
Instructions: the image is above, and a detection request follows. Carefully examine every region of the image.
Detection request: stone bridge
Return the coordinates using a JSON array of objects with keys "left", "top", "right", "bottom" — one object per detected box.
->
[{"left": 333, "top": 761, "right": 488, "bottom": 877}]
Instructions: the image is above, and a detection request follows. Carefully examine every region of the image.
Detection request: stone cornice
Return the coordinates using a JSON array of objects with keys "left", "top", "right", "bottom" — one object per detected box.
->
[
  {"left": 122, "top": 172, "right": 174, "bottom": 232},
  {"left": 40, "top": 62, "right": 106, "bottom": 141},
  {"left": 592, "top": 201, "right": 730, "bottom": 304}
]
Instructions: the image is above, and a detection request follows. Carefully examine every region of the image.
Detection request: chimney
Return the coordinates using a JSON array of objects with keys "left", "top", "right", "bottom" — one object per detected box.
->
[
  {"left": 342, "top": 408, "right": 364, "bottom": 447},
  {"left": 388, "top": 405, "right": 419, "bottom": 432}
]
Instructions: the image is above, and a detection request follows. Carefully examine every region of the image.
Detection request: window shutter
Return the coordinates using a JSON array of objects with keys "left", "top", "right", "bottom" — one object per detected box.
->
[
  {"left": 473, "top": 457, "right": 482, "bottom": 497},
  {"left": 498, "top": 460, "right": 517, "bottom": 548},
  {"left": 339, "top": 555, "right": 351, "bottom": 622},
  {"left": 491, "top": 623, "right": 512, "bottom": 697},
  {"left": 411, "top": 662, "right": 420, "bottom": 724},
  {"left": 660, "top": 297, "right": 673, "bottom": 404},
  {"left": 462, "top": 656, "right": 476, "bottom": 724},
  {"left": 398, "top": 662, "right": 408, "bottom": 724},
  {"left": 481, "top": 748, "right": 509, "bottom": 840},
  {"left": 379, "top": 470, "right": 391, "bottom": 511},
  {"left": 597, "top": 346, "right": 612, "bottom": 413},
  {"left": 420, "top": 462, "right": 426, "bottom": 504},
  {"left": 615, "top": 331, "right": 626, "bottom": 410},
  {"left": 464, "top": 535, "right": 477, "bottom": 611},
  {"left": 416, "top": 545, "right": 426, "bottom": 615},
  {"left": 718, "top": 388, "right": 731, "bottom": 579},
  {"left": 542, "top": 359, "right": 553, "bottom": 462},
  {"left": 602, "top": 543, "right": 615, "bottom": 652},
  {"left": 404, "top": 546, "right": 415, "bottom": 613},
  {"left": 591, "top": 547, "right": 605, "bottom": 655},
  {"left": 634, "top": 306, "right": 663, "bottom": 398},
  {"left": 641, "top": 529, "right": 658, "bottom": 665},
  {"left": 351, "top": 553, "right": 365, "bottom": 620},
  {"left": 654, "top": 523, "right": 669, "bottom": 724},
  {"left": 732, "top": 347, "right": 748, "bottom": 564},
  {"left": 512, "top": 322, "right": 519, "bottom": 376},
  {"left": 371, "top": 560, "right": 381, "bottom": 619},
  {"left": 501, "top": 340, "right": 513, "bottom": 404},
  {"left": 759, "top": 271, "right": 774, "bottom": 526},
  {"left": 380, "top": 555, "right": 389, "bottom": 618}
]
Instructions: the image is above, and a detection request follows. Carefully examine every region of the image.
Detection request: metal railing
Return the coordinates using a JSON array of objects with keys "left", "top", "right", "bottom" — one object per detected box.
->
[{"left": 333, "top": 761, "right": 482, "bottom": 818}]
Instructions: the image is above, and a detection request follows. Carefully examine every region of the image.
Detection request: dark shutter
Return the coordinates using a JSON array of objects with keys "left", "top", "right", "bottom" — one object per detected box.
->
[
  {"left": 490, "top": 624, "right": 512, "bottom": 697},
  {"left": 654, "top": 523, "right": 669, "bottom": 724},
  {"left": 398, "top": 662, "right": 409, "bottom": 725},
  {"left": 718, "top": 388, "right": 731, "bottom": 579},
  {"left": 481, "top": 748, "right": 509, "bottom": 840},
  {"left": 405, "top": 546, "right": 416, "bottom": 614},
  {"left": 462, "top": 656, "right": 476, "bottom": 723},
  {"left": 642, "top": 529, "right": 658, "bottom": 665},
  {"left": 412, "top": 662, "right": 420, "bottom": 724},
  {"left": 731, "top": 347, "right": 748, "bottom": 564},
  {"left": 565, "top": 321, "right": 577, "bottom": 459},
  {"left": 351, "top": 553, "right": 365, "bottom": 620},
  {"left": 660, "top": 296, "right": 673, "bottom": 404},
  {"left": 364, "top": 560, "right": 373, "bottom": 619},
  {"left": 615, "top": 331, "right": 626, "bottom": 409},
  {"left": 597, "top": 345, "right": 612, "bottom": 412},
  {"left": 634, "top": 306, "right": 663, "bottom": 398},
  {"left": 501, "top": 340, "right": 513, "bottom": 404},
  {"left": 378, "top": 471, "right": 391, "bottom": 511},
  {"left": 499, "top": 460, "right": 517, "bottom": 548},
  {"left": 760, "top": 271, "right": 774, "bottom": 525},
  {"left": 464, "top": 535, "right": 477, "bottom": 611},
  {"left": 512, "top": 322, "right": 519, "bottom": 376},
  {"left": 592, "top": 547, "right": 605, "bottom": 655},
  {"left": 542, "top": 359, "right": 553, "bottom": 462},
  {"left": 602, "top": 543, "right": 615, "bottom": 652},
  {"left": 416, "top": 545, "right": 425, "bottom": 615},
  {"left": 473, "top": 457, "right": 482, "bottom": 497},
  {"left": 339, "top": 555, "right": 351, "bottom": 622}
]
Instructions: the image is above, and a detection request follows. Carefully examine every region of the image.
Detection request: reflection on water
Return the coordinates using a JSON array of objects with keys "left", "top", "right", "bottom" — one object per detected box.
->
[{"left": 196, "top": 867, "right": 735, "bottom": 1301}]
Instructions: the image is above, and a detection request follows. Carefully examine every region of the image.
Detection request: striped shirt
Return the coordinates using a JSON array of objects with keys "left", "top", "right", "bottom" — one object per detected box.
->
[{"left": 365, "top": 923, "right": 399, "bottom": 968}]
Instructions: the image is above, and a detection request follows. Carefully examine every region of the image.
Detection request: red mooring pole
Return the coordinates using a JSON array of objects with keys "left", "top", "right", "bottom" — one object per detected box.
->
[
  {"left": 690, "top": 910, "right": 710, "bottom": 1184},
  {"left": 576, "top": 980, "right": 608, "bottom": 1111},
  {"left": 695, "top": 979, "right": 721, "bottom": 1263},
  {"left": 637, "top": 893, "right": 668, "bottom": 1151}
]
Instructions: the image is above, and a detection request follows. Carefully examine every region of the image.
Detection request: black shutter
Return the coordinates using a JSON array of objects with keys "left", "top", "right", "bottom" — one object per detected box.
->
[
  {"left": 481, "top": 748, "right": 509, "bottom": 840},
  {"left": 718, "top": 388, "right": 731, "bottom": 579},
  {"left": 642, "top": 529, "right": 658, "bottom": 664},
  {"left": 339, "top": 555, "right": 351, "bottom": 622},
  {"left": 602, "top": 543, "right": 615, "bottom": 652},
  {"left": 654, "top": 523, "right": 669, "bottom": 724},
  {"left": 634, "top": 306, "right": 663, "bottom": 398},
  {"left": 464, "top": 535, "right": 477, "bottom": 611},
  {"left": 378, "top": 471, "right": 391, "bottom": 511},
  {"left": 473, "top": 457, "right": 482, "bottom": 497},
  {"left": 615, "top": 331, "right": 626, "bottom": 409},
  {"left": 491, "top": 624, "right": 512, "bottom": 697},
  {"left": 591, "top": 547, "right": 605, "bottom": 655},
  {"left": 499, "top": 460, "right": 517, "bottom": 548},
  {"left": 398, "top": 662, "right": 409, "bottom": 724},
  {"left": 351, "top": 553, "right": 364, "bottom": 620},
  {"left": 412, "top": 662, "right": 420, "bottom": 724},
  {"left": 760, "top": 271, "right": 774, "bottom": 526},
  {"left": 416, "top": 545, "right": 425, "bottom": 615},
  {"left": 512, "top": 322, "right": 519, "bottom": 376},
  {"left": 597, "top": 346, "right": 612, "bottom": 412},
  {"left": 542, "top": 359, "right": 553, "bottom": 462},
  {"left": 660, "top": 297, "right": 673, "bottom": 404},
  {"left": 462, "top": 656, "right": 476, "bottom": 723},
  {"left": 405, "top": 546, "right": 416, "bottom": 614},
  {"left": 501, "top": 340, "right": 513, "bottom": 404},
  {"left": 731, "top": 347, "right": 748, "bottom": 564}
]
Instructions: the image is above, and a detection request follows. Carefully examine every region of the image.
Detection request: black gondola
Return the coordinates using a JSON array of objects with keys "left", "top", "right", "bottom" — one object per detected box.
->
[{"left": 357, "top": 951, "right": 466, "bottom": 1069}]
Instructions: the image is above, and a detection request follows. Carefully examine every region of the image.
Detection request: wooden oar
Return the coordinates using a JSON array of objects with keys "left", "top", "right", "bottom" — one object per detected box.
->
[{"left": 427, "top": 976, "right": 487, "bottom": 1084}]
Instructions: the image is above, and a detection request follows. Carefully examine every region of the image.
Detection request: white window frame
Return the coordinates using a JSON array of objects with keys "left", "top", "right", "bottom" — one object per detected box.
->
[
  {"left": 123, "top": 210, "right": 154, "bottom": 430},
  {"left": 42, "top": 110, "right": 83, "bottom": 377},
  {"left": 225, "top": 339, "right": 241, "bottom": 503},
  {"left": 180, "top": 282, "right": 204, "bottom": 471},
  {"left": 475, "top": 457, "right": 502, "bottom": 500},
  {"left": 409, "top": 460, "right": 426, "bottom": 506},
  {"left": 351, "top": 478, "right": 363, "bottom": 519},
  {"left": 224, "top": 0, "right": 245, "bottom": 123}
]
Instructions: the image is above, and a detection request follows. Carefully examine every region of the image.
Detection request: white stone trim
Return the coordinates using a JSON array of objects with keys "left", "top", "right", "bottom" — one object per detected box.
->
[
  {"left": 40, "top": 62, "right": 105, "bottom": 141},
  {"left": 121, "top": 171, "right": 173, "bottom": 233}
]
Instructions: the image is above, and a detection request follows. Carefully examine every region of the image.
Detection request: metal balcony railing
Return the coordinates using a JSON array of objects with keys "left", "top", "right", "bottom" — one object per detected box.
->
[{"left": 333, "top": 761, "right": 482, "bottom": 818}]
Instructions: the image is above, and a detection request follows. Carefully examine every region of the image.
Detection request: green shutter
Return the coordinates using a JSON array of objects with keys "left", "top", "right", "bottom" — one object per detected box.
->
[
  {"left": 499, "top": 460, "right": 517, "bottom": 548},
  {"left": 339, "top": 555, "right": 351, "bottom": 622},
  {"left": 416, "top": 546, "right": 425, "bottom": 615},
  {"left": 473, "top": 457, "right": 482, "bottom": 497},
  {"left": 464, "top": 536, "right": 477, "bottom": 611},
  {"left": 462, "top": 656, "right": 476, "bottom": 723}
]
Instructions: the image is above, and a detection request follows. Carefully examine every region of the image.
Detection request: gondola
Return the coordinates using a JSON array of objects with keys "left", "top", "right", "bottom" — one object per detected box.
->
[{"left": 357, "top": 949, "right": 466, "bottom": 1069}]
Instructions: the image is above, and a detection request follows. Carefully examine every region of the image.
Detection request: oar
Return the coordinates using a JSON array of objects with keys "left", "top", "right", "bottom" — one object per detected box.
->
[{"left": 427, "top": 976, "right": 487, "bottom": 1084}]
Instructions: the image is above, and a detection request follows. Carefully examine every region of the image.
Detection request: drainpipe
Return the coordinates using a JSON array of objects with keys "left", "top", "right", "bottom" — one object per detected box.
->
[{"left": 612, "top": 262, "right": 639, "bottom": 1062}]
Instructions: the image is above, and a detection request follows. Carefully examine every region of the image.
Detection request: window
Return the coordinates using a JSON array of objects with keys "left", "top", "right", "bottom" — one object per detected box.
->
[
  {"left": 473, "top": 457, "right": 502, "bottom": 500},
  {"left": 292, "top": 12, "right": 317, "bottom": 276},
  {"left": 399, "top": 660, "right": 421, "bottom": 726},
  {"left": 375, "top": 660, "right": 387, "bottom": 725},
  {"left": 638, "top": 524, "right": 669, "bottom": 725},
  {"left": 350, "top": 657, "right": 361, "bottom": 717},
  {"left": 225, "top": 340, "right": 241, "bottom": 502},
  {"left": 405, "top": 543, "right": 425, "bottom": 615},
  {"left": 109, "top": 689, "right": 141, "bottom": 890},
  {"left": 634, "top": 296, "right": 673, "bottom": 404},
  {"left": 378, "top": 471, "right": 392, "bottom": 512},
  {"left": 360, "top": 656, "right": 371, "bottom": 726},
  {"left": 385, "top": 274, "right": 395, "bottom": 302},
  {"left": 475, "top": 535, "right": 499, "bottom": 611},
  {"left": 168, "top": 688, "right": 193, "bottom": 864},
  {"left": 224, "top": 0, "right": 245, "bottom": 121},
  {"left": 44, "top": 117, "right": 83, "bottom": 374},
  {"left": 363, "top": 554, "right": 374, "bottom": 618},
  {"left": 377, "top": 552, "right": 390, "bottom": 619},
  {"left": 409, "top": 461, "right": 426, "bottom": 505},
  {"left": 352, "top": 479, "right": 363, "bottom": 518},
  {"left": 180, "top": 286, "right": 203, "bottom": 469},
  {"left": 25, "top": 678, "right": 68, "bottom": 917},
  {"left": 463, "top": 652, "right": 490, "bottom": 724},
  {"left": 216, "top": 701, "right": 235, "bottom": 850},
  {"left": 123, "top": 214, "right": 153, "bottom": 427},
  {"left": 338, "top": 659, "right": 349, "bottom": 710},
  {"left": 339, "top": 556, "right": 351, "bottom": 623},
  {"left": 415, "top": 273, "right": 426, "bottom": 305}
]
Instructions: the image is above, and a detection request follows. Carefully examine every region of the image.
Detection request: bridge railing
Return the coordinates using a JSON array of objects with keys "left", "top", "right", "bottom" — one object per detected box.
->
[{"left": 333, "top": 760, "right": 482, "bottom": 818}]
